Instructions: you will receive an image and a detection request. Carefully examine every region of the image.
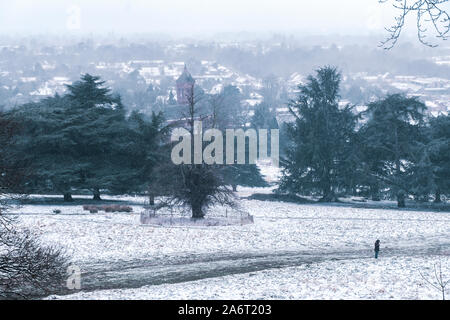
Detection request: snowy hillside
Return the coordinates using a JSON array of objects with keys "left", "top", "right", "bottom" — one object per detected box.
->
[{"left": 10, "top": 186, "right": 450, "bottom": 300}]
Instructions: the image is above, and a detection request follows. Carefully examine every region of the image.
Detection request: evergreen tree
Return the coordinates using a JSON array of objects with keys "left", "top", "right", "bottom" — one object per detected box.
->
[
  {"left": 250, "top": 102, "right": 279, "bottom": 158},
  {"left": 10, "top": 74, "right": 136, "bottom": 201},
  {"left": 251, "top": 102, "right": 277, "bottom": 130},
  {"left": 356, "top": 123, "right": 389, "bottom": 201},
  {"left": 360, "top": 94, "right": 427, "bottom": 207},
  {"left": 125, "top": 111, "right": 169, "bottom": 204},
  {"left": 279, "top": 67, "right": 357, "bottom": 202},
  {"left": 428, "top": 115, "right": 450, "bottom": 202},
  {"left": 0, "top": 111, "right": 27, "bottom": 197},
  {"left": 64, "top": 74, "right": 129, "bottom": 200},
  {"left": 10, "top": 95, "right": 80, "bottom": 200},
  {"left": 218, "top": 85, "right": 245, "bottom": 128},
  {"left": 408, "top": 143, "right": 435, "bottom": 202}
]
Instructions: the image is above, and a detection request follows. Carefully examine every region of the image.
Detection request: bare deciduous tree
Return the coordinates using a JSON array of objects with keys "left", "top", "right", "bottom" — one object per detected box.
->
[
  {"left": 153, "top": 86, "right": 235, "bottom": 219},
  {"left": 380, "top": 0, "right": 450, "bottom": 48},
  {"left": 419, "top": 258, "right": 450, "bottom": 300}
]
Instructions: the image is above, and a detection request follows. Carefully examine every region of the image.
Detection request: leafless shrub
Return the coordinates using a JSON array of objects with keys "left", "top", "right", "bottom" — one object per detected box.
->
[
  {"left": 419, "top": 258, "right": 450, "bottom": 300},
  {"left": 0, "top": 226, "right": 70, "bottom": 299}
]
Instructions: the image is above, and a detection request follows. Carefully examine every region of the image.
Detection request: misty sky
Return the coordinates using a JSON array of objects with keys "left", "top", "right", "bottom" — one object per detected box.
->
[{"left": 0, "top": 0, "right": 403, "bottom": 36}]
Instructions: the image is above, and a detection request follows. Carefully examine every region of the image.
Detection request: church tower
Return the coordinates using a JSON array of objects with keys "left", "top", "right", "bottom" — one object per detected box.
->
[{"left": 176, "top": 65, "right": 195, "bottom": 105}]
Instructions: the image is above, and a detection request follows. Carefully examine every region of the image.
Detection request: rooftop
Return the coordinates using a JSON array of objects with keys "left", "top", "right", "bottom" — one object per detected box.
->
[{"left": 176, "top": 65, "right": 195, "bottom": 84}]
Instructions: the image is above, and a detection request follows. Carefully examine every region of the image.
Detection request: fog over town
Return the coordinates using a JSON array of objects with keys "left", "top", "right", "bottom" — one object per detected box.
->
[{"left": 0, "top": 0, "right": 449, "bottom": 302}]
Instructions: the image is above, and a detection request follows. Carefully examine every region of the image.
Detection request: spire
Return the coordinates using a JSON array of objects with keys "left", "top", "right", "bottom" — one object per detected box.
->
[{"left": 176, "top": 64, "right": 195, "bottom": 84}]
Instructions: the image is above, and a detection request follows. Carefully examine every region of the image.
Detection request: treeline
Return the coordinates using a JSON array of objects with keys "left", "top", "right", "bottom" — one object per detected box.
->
[
  {"left": 1, "top": 74, "right": 267, "bottom": 204},
  {"left": 3, "top": 74, "right": 169, "bottom": 201},
  {"left": 279, "top": 67, "right": 450, "bottom": 207},
  {"left": 1, "top": 68, "right": 449, "bottom": 210}
]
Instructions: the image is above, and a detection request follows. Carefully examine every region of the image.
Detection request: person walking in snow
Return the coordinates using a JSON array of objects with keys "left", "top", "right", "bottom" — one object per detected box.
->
[{"left": 374, "top": 239, "right": 380, "bottom": 259}]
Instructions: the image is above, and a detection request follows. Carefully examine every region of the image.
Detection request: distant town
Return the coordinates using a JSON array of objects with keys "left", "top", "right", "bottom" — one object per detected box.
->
[{"left": 1, "top": 38, "right": 448, "bottom": 121}]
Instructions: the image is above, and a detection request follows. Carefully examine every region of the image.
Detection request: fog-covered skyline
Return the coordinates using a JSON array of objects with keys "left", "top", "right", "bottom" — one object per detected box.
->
[{"left": 0, "top": 0, "right": 402, "bottom": 37}]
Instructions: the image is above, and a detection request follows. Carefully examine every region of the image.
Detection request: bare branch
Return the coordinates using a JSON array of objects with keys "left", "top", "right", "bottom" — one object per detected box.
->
[
  {"left": 380, "top": 0, "right": 450, "bottom": 49},
  {"left": 420, "top": 257, "right": 449, "bottom": 300}
]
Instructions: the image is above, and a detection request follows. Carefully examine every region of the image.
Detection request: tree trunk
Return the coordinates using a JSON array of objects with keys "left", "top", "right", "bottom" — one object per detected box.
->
[
  {"left": 93, "top": 188, "right": 101, "bottom": 201},
  {"left": 416, "top": 194, "right": 429, "bottom": 203},
  {"left": 191, "top": 203, "right": 204, "bottom": 220},
  {"left": 320, "top": 183, "right": 337, "bottom": 202},
  {"left": 319, "top": 169, "right": 339, "bottom": 202},
  {"left": 397, "top": 191, "right": 406, "bottom": 208},
  {"left": 394, "top": 126, "right": 405, "bottom": 209},
  {"left": 371, "top": 183, "right": 380, "bottom": 201},
  {"left": 149, "top": 194, "right": 155, "bottom": 206},
  {"left": 63, "top": 193, "right": 73, "bottom": 202},
  {"left": 320, "top": 191, "right": 338, "bottom": 202},
  {"left": 434, "top": 189, "right": 442, "bottom": 203},
  {"left": 320, "top": 194, "right": 332, "bottom": 202}
]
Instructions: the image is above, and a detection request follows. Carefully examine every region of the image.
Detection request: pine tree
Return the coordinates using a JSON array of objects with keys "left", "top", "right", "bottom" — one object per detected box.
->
[
  {"left": 251, "top": 102, "right": 278, "bottom": 131},
  {"left": 64, "top": 74, "right": 129, "bottom": 200},
  {"left": 279, "top": 66, "right": 357, "bottom": 202},
  {"left": 124, "top": 111, "right": 169, "bottom": 203},
  {"left": 428, "top": 115, "right": 450, "bottom": 202},
  {"left": 10, "top": 74, "right": 136, "bottom": 201},
  {"left": 10, "top": 95, "right": 81, "bottom": 200},
  {"left": 360, "top": 94, "right": 427, "bottom": 207}
]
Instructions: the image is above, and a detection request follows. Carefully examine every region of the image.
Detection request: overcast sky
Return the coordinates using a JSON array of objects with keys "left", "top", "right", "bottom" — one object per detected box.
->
[{"left": 0, "top": 0, "right": 403, "bottom": 36}]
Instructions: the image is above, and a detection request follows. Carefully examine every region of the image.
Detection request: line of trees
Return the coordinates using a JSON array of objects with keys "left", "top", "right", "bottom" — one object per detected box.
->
[
  {"left": 5, "top": 74, "right": 168, "bottom": 202},
  {"left": 2, "top": 74, "right": 266, "bottom": 219},
  {"left": 279, "top": 66, "right": 450, "bottom": 207},
  {"left": 2, "top": 70, "right": 448, "bottom": 214}
]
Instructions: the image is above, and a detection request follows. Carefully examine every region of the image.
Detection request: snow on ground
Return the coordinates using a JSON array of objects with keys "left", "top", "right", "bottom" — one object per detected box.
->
[
  {"left": 257, "top": 159, "right": 281, "bottom": 184},
  {"left": 13, "top": 190, "right": 450, "bottom": 265},
  {"left": 7, "top": 184, "right": 450, "bottom": 300},
  {"left": 49, "top": 255, "right": 450, "bottom": 300}
]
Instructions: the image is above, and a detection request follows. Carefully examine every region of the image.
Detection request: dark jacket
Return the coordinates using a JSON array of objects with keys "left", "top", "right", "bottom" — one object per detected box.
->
[{"left": 374, "top": 240, "right": 380, "bottom": 252}]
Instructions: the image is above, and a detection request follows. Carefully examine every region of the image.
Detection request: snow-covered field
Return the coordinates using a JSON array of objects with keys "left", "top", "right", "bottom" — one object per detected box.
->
[
  {"left": 50, "top": 255, "right": 450, "bottom": 300},
  {"left": 15, "top": 193, "right": 450, "bottom": 264},
  {"left": 9, "top": 185, "right": 450, "bottom": 300}
]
